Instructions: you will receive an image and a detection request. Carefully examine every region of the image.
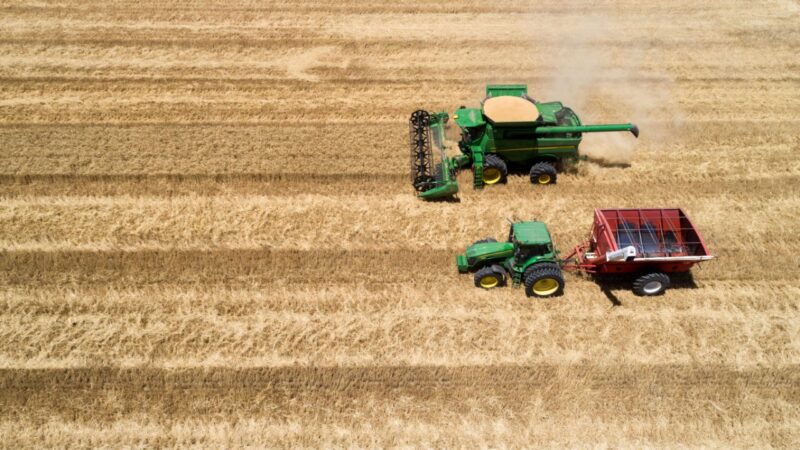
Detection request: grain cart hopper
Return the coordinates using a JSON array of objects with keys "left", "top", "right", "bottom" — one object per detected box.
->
[
  {"left": 456, "top": 209, "right": 713, "bottom": 298},
  {"left": 410, "top": 84, "right": 639, "bottom": 199},
  {"left": 561, "top": 208, "right": 714, "bottom": 296}
]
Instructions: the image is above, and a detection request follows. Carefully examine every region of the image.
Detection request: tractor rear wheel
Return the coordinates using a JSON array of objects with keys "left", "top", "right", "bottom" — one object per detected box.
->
[
  {"left": 529, "top": 162, "right": 557, "bottom": 185},
  {"left": 524, "top": 263, "right": 565, "bottom": 298},
  {"left": 472, "top": 237, "right": 497, "bottom": 245},
  {"left": 474, "top": 266, "right": 507, "bottom": 289},
  {"left": 481, "top": 154, "right": 507, "bottom": 185},
  {"left": 632, "top": 272, "right": 670, "bottom": 296}
]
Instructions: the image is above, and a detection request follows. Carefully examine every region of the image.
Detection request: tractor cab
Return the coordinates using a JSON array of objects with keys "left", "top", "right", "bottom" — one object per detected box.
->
[{"left": 509, "top": 221, "right": 557, "bottom": 268}]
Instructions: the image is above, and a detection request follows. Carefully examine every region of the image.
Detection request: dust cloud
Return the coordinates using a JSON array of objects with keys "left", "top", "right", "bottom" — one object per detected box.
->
[{"left": 538, "top": 14, "right": 679, "bottom": 165}]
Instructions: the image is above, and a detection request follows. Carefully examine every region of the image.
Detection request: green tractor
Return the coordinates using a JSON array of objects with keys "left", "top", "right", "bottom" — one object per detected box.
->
[
  {"left": 410, "top": 84, "right": 639, "bottom": 200},
  {"left": 456, "top": 220, "right": 565, "bottom": 298}
]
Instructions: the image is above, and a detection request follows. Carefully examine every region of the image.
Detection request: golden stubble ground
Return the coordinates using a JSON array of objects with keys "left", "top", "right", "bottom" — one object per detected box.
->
[{"left": 1, "top": 0, "right": 799, "bottom": 447}]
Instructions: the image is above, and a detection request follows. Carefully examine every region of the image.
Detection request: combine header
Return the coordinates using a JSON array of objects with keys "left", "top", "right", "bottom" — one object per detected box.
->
[
  {"left": 456, "top": 208, "right": 713, "bottom": 298},
  {"left": 410, "top": 84, "right": 639, "bottom": 199}
]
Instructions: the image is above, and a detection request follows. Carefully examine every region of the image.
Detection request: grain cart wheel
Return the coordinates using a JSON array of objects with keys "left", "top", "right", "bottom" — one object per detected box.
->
[
  {"left": 472, "top": 237, "right": 498, "bottom": 245},
  {"left": 632, "top": 272, "right": 670, "bottom": 296},
  {"left": 529, "top": 162, "right": 557, "bottom": 185},
  {"left": 524, "top": 263, "right": 564, "bottom": 298},
  {"left": 481, "top": 155, "right": 507, "bottom": 185},
  {"left": 474, "top": 266, "right": 507, "bottom": 289}
]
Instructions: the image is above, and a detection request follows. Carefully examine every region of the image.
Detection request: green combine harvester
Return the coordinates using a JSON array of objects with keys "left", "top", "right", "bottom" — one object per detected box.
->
[{"left": 410, "top": 84, "right": 639, "bottom": 199}]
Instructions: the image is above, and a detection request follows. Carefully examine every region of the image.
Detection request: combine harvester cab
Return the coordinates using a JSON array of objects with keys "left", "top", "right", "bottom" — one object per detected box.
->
[
  {"left": 410, "top": 84, "right": 639, "bottom": 200},
  {"left": 563, "top": 208, "right": 715, "bottom": 296}
]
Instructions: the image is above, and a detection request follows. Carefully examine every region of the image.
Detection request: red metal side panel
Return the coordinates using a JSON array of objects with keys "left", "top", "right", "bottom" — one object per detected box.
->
[
  {"left": 587, "top": 208, "right": 712, "bottom": 274},
  {"left": 591, "top": 209, "right": 616, "bottom": 255}
]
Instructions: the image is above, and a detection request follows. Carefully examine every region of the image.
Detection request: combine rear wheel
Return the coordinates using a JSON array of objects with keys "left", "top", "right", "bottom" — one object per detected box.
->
[
  {"left": 524, "top": 263, "right": 564, "bottom": 298},
  {"left": 632, "top": 272, "right": 670, "bottom": 296},
  {"left": 529, "top": 162, "right": 557, "bottom": 185},
  {"left": 481, "top": 154, "right": 507, "bottom": 185},
  {"left": 474, "top": 266, "right": 507, "bottom": 289}
]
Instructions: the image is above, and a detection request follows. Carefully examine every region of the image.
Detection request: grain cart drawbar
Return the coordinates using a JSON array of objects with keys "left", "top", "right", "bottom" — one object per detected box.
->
[
  {"left": 410, "top": 84, "right": 639, "bottom": 199},
  {"left": 457, "top": 208, "right": 714, "bottom": 298}
]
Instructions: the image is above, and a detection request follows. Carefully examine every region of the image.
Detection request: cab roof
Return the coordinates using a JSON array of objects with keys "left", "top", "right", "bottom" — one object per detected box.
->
[{"left": 512, "top": 221, "right": 552, "bottom": 245}]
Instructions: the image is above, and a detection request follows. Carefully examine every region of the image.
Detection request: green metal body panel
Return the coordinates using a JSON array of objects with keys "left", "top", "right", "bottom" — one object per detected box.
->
[
  {"left": 486, "top": 84, "right": 528, "bottom": 98},
  {"left": 512, "top": 222, "right": 552, "bottom": 245},
  {"left": 456, "top": 221, "right": 559, "bottom": 286},
  {"left": 453, "top": 108, "right": 485, "bottom": 128}
]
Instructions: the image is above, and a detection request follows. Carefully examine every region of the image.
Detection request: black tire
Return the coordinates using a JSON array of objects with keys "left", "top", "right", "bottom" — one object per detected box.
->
[
  {"left": 529, "top": 161, "right": 557, "bottom": 185},
  {"left": 632, "top": 272, "right": 670, "bottom": 296},
  {"left": 524, "top": 263, "right": 565, "bottom": 298},
  {"left": 474, "top": 266, "right": 507, "bottom": 289},
  {"left": 472, "top": 237, "right": 498, "bottom": 245},
  {"left": 481, "top": 154, "right": 508, "bottom": 185}
]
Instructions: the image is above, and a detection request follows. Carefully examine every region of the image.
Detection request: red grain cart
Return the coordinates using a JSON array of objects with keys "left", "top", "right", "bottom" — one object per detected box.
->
[{"left": 562, "top": 208, "right": 714, "bottom": 296}]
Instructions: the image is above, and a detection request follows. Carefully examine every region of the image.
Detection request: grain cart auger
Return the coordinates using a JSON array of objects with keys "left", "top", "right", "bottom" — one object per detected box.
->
[{"left": 410, "top": 84, "right": 639, "bottom": 200}]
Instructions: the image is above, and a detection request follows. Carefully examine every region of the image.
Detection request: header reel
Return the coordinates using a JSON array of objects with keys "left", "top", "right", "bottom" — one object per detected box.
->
[{"left": 408, "top": 110, "right": 459, "bottom": 200}]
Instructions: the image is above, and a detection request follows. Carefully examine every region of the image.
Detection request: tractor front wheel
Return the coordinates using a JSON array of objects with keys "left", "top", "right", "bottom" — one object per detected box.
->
[
  {"left": 524, "top": 264, "right": 565, "bottom": 298},
  {"left": 474, "top": 266, "right": 507, "bottom": 289},
  {"left": 472, "top": 237, "right": 497, "bottom": 245},
  {"left": 529, "top": 162, "right": 557, "bottom": 185},
  {"left": 632, "top": 272, "right": 670, "bottom": 296},
  {"left": 481, "top": 155, "right": 507, "bottom": 185}
]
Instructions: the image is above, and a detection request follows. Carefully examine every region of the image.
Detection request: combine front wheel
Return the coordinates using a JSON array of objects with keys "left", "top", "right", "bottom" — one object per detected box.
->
[
  {"left": 529, "top": 162, "right": 557, "bottom": 185},
  {"left": 482, "top": 155, "right": 507, "bottom": 185}
]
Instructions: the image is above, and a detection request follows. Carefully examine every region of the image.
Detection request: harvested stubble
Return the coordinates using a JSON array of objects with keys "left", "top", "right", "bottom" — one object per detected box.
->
[{"left": 1, "top": 0, "right": 799, "bottom": 447}]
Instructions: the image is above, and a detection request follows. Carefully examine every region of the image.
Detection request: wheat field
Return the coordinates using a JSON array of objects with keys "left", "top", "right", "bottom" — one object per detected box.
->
[{"left": 1, "top": 0, "right": 799, "bottom": 447}]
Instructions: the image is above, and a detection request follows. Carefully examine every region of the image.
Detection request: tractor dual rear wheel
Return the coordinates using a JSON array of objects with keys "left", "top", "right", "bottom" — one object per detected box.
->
[
  {"left": 632, "top": 272, "right": 670, "bottom": 296},
  {"left": 524, "top": 263, "right": 565, "bottom": 298},
  {"left": 529, "top": 162, "right": 557, "bottom": 185},
  {"left": 480, "top": 154, "right": 507, "bottom": 185},
  {"left": 474, "top": 266, "right": 507, "bottom": 289}
]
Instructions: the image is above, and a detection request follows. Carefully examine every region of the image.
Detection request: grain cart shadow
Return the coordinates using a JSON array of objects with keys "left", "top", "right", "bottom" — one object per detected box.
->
[{"left": 596, "top": 272, "right": 700, "bottom": 307}]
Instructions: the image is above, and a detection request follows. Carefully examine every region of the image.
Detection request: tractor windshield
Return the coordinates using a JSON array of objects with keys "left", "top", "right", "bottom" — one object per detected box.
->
[{"left": 514, "top": 244, "right": 550, "bottom": 263}]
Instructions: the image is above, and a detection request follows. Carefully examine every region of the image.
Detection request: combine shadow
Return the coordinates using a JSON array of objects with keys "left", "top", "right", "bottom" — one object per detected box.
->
[{"left": 586, "top": 160, "right": 631, "bottom": 169}]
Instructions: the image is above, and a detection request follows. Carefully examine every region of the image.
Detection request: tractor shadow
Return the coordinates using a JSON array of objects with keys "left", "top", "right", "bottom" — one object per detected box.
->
[
  {"left": 425, "top": 196, "right": 461, "bottom": 203},
  {"left": 593, "top": 273, "right": 700, "bottom": 307}
]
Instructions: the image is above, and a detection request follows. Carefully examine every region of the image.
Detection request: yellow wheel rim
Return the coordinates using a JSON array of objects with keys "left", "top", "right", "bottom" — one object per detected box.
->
[
  {"left": 480, "top": 275, "right": 499, "bottom": 289},
  {"left": 483, "top": 168, "right": 502, "bottom": 185},
  {"left": 532, "top": 278, "right": 559, "bottom": 296},
  {"left": 537, "top": 174, "right": 552, "bottom": 184}
]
